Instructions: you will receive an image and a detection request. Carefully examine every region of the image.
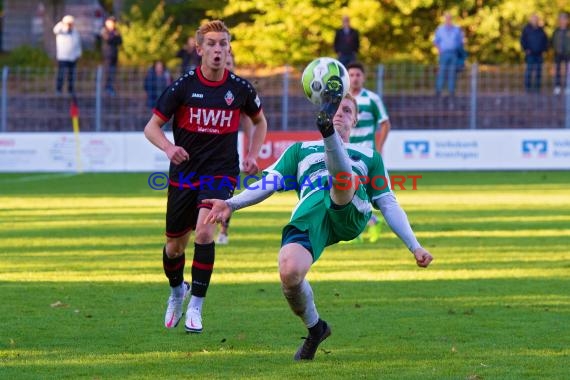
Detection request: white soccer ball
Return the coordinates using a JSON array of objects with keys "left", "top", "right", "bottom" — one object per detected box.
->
[{"left": 301, "top": 57, "right": 350, "bottom": 105}]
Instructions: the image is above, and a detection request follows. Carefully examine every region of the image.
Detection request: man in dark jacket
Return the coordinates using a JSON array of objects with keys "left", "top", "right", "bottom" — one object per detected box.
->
[
  {"left": 176, "top": 36, "right": 202, "bottom": 75},
  {"left": 101, "top": 16, "right": 122, "bottom": 95},
  {"left": 520, "top": 14, "right": 549, "bottom": 93},
  {"left": 144, "top": 60, "right": 172, "bottom": 109},
  {"left": 552, "top": 12, "right": 570, "bottom": 95},
  {"left": 334, "top": 16, "right": 360, "bottom": 67}
]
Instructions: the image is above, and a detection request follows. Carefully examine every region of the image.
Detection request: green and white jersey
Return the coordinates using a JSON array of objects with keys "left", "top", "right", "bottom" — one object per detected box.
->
[
  {"left": 264, "top": 140, "right": 392, "bottom": 209},
  {"left": 349, "top": 88, "right": 389, "bottom": 150}
]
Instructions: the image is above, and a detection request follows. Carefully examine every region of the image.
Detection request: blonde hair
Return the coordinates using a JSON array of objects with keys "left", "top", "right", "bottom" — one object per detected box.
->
[
  {"left": 344, "top": 93, "right": 359, "bottom": 116},
  {"left": 195, "top": 20, "right": 231, "bottom": 46}
]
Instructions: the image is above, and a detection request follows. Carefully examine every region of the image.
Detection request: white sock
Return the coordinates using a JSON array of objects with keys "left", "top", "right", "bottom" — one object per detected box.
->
[
  {"left": 282, "top": 279, "right": 319, "bottom": 328},
  {"left": 323, "top": 132, "right": 352, "bottom": 178},
  {"left": 171, "top": 282, "right": 186, "bottom": 299},
  {"left": 189, "top": 296, "right": 204, "bottom": 312}
]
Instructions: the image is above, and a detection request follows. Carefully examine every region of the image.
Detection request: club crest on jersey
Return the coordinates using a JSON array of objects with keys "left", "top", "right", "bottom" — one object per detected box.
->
[{"left": 224, "top": 90, "right": 235, "bottom": 106}]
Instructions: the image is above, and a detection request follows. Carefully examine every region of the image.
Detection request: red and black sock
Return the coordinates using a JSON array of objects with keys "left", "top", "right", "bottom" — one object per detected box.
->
[
  {"left": 191, "top": 242, "right": 215, "bottom": 297},
  {"left": 163, "top": 246, "right": 185, "bottom": 288}
]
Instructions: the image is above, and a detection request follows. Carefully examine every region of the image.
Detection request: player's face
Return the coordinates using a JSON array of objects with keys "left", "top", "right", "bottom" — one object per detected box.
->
[
  {"left": 197, "top": 32, "right": 230, "bottom": 71},
  {"left": 333, "top": 98, "right": 357, "bottom": 140},
  {"left": 348, "top": 68, "right": 365, "bottom": 92}
]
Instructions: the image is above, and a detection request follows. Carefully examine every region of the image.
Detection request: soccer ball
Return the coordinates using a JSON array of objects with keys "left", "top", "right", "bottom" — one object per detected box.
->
[{"left": 301, "top": 57, "right": 349, "bottom": 105}]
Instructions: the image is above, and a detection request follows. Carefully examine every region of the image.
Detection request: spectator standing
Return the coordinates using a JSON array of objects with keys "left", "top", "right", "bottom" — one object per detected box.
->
[
  {"left": 144, "top": 60, "right": 173, "bottom": 110},
  {"left": 334, "top": 16, "right": 360, "bottom": 67},
  {"left": 433, "top": 12, "right": 464, "bottom": 97},
  {"left": 101, "top": 16, "right": 122, "bottom": 95},
  {"left": 520, "top": 14, "right": 548, "bottom": 93},
  {"left": 53, "top": 15, "right": 82, "bottom": 95},
  {"left": 552, "top": 12, "right": 570, "bottom": 95},
  {"left": 176, "top": 36, "right": 201, "bottom": 75}
]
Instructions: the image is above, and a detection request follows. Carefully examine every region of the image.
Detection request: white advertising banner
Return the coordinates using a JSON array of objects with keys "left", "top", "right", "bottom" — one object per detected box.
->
[
  {"left": 382, "top": 129, "right": 570, "bottom": 170},
  {"left": 0, "top": 130, "right": 568, "bottom": 172},
  {"left": 0, "top": 132, "right": 174, "bottom": 172}
]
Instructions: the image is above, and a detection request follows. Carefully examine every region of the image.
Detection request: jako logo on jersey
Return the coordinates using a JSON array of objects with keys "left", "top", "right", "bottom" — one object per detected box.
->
[
  {"left": 522, "top": 140, "right": 547, "bottom": 158},
  {"left": 192, "top": 93, "right": 204, "bottom": 98},
  {"left": 404, "top": 141, "right": 430, "bottom": 158},
  {"left": 188, "top": 107, "right": 235, "bottom": 128},
  {"left": 225, "top": 90, "right": 235, "bottom": 105}
]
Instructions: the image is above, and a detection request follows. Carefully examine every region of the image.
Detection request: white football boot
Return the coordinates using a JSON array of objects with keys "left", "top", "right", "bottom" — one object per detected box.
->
[{"left": 164, "top": 281, "right": 191, "bottom": 329}]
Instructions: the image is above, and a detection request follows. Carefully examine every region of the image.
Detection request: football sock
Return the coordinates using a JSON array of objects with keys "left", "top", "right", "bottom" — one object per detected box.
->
[
  {"left": 324, "top": 132, "right": 352, "bottom": 178},
  {"left": 189, "top": 295, "right": 204, "bottom": 312},
  {"left": 191, "top": 242, "right": 215, "bottom": 298},
  {"left": 282, "top": 279, "right": 319, "bottom": 329},
  {"left": 171, "top": 281, "right": 186, "bottom": 298},
  {"left": 163, "top": 246, "right": 185, "bottom": 288}
]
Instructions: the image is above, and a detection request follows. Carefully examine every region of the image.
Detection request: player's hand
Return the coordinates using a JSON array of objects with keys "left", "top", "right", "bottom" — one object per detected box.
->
[
  {"left": 202, "top": 199, "right": 232, "bottom": 224},
  {"left": 165, "top": 145, "right": 189, "bottom": 165},
  {"left": 242, "top": 155, "right": 259, "bottom": 175},
  {"left": 413, "top": 247, "right": 433, "bottom": 268}
]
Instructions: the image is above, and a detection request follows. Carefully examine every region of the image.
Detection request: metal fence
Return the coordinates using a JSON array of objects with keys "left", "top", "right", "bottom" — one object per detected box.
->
[{"left": 1, "top": 63, "right": 569, "bottom": 133}]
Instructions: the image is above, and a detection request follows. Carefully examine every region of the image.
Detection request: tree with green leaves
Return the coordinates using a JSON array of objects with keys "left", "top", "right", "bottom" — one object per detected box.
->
[
  {"left": 110, "top": 0, "right": 568, "bottom": 67},
  {"left": 120, "top": 1, "right": 181, "bottom": 66},
  {"left": 205, "top": 0, "right": 567, "bottom": 67}
]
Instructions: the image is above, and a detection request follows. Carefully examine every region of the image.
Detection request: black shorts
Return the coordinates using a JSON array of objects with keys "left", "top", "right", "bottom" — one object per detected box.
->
[
  {"left": 281, "top": 225, "right": 313, "bottom": 255},
  {"left": 166, "top": 178, "right": 235, "bottom": 237}
]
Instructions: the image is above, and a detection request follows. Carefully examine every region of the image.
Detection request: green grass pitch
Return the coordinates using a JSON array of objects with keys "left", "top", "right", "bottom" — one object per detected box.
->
[{"left": 0, "top": 171, "right": 569, "bottom": 379}]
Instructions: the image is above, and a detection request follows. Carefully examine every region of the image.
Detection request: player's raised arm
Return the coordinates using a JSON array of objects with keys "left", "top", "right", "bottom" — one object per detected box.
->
[
  {"left": 203, "top": 172, "right": 284, "bottom": 224},
  {"left": 375, "top": 193, "right": 433, "bottom": 268}
]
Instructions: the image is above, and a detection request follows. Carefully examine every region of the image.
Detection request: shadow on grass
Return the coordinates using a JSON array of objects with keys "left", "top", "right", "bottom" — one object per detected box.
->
[{"left": 1, "top": 279, "right": 568, "bottom": 379}]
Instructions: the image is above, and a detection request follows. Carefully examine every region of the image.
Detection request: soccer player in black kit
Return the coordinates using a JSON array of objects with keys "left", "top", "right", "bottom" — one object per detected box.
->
[{"left": 143, "top": 20, "right": 268, "bottom": 333}]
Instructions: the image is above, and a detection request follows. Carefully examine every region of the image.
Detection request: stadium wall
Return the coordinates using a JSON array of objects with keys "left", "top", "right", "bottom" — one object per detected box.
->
[{"left": 0, "top": 130, "right": 569, "bottom": 173}]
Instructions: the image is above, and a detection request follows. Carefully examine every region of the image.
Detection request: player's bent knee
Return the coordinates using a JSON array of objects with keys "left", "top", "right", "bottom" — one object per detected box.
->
[
  {"left": 279, "top": 266, "right": 304, "bottom": 288},
  {"left": 193, "top": 228, "right": 214, "bottom": 245},
  {"left": 165, "top": 240, "right": 186, "bottom": 258},
  {"left": 279, "top": 257, "right": 308, "bottom": 287}
]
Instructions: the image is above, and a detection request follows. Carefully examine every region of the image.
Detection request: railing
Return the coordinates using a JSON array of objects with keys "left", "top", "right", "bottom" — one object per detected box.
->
[{"left": 1, "top": 63, "right": 569, "bottom": 133}]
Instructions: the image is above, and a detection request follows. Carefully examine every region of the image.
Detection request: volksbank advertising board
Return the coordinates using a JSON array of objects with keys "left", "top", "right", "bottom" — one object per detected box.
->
[{"left": 0, "top": 130, "right": 569, "bottom": 172}]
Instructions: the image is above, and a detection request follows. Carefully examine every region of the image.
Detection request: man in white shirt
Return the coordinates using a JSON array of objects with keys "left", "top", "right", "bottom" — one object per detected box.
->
[{"left": 53, "top": 15, "right": 82, "bottom": 95}]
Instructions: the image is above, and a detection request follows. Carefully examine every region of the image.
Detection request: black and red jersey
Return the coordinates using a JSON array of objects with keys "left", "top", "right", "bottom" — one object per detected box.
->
[{"left": 153, "top": 66, "right": 262, "bottom": 187}]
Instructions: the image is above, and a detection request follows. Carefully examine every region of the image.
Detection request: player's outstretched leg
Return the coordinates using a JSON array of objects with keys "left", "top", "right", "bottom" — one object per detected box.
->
[{"left": 316, "top": 75, "right": 344, "bottom": 138}]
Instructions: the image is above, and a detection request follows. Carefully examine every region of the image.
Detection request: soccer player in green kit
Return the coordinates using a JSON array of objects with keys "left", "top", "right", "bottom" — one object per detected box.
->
[
  {"left": 347, "top": 61, "right": 391, "bottom": 242},
  {"left": 204, "top": 77, "right": 433, "bottom": 360}
]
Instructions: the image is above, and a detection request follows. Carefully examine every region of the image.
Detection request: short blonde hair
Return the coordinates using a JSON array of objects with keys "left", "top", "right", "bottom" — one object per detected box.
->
[
  {"left": 195, "top": 20, "right": 231, "bottom": 46},
  {"left": 344, "top": 93, "right": 359, "bottom": 116}
]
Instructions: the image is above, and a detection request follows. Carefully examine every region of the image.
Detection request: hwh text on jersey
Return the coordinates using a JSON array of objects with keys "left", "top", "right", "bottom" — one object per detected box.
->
[{"left": 188, "top": 107, "right": 236, "bottom": 128}]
